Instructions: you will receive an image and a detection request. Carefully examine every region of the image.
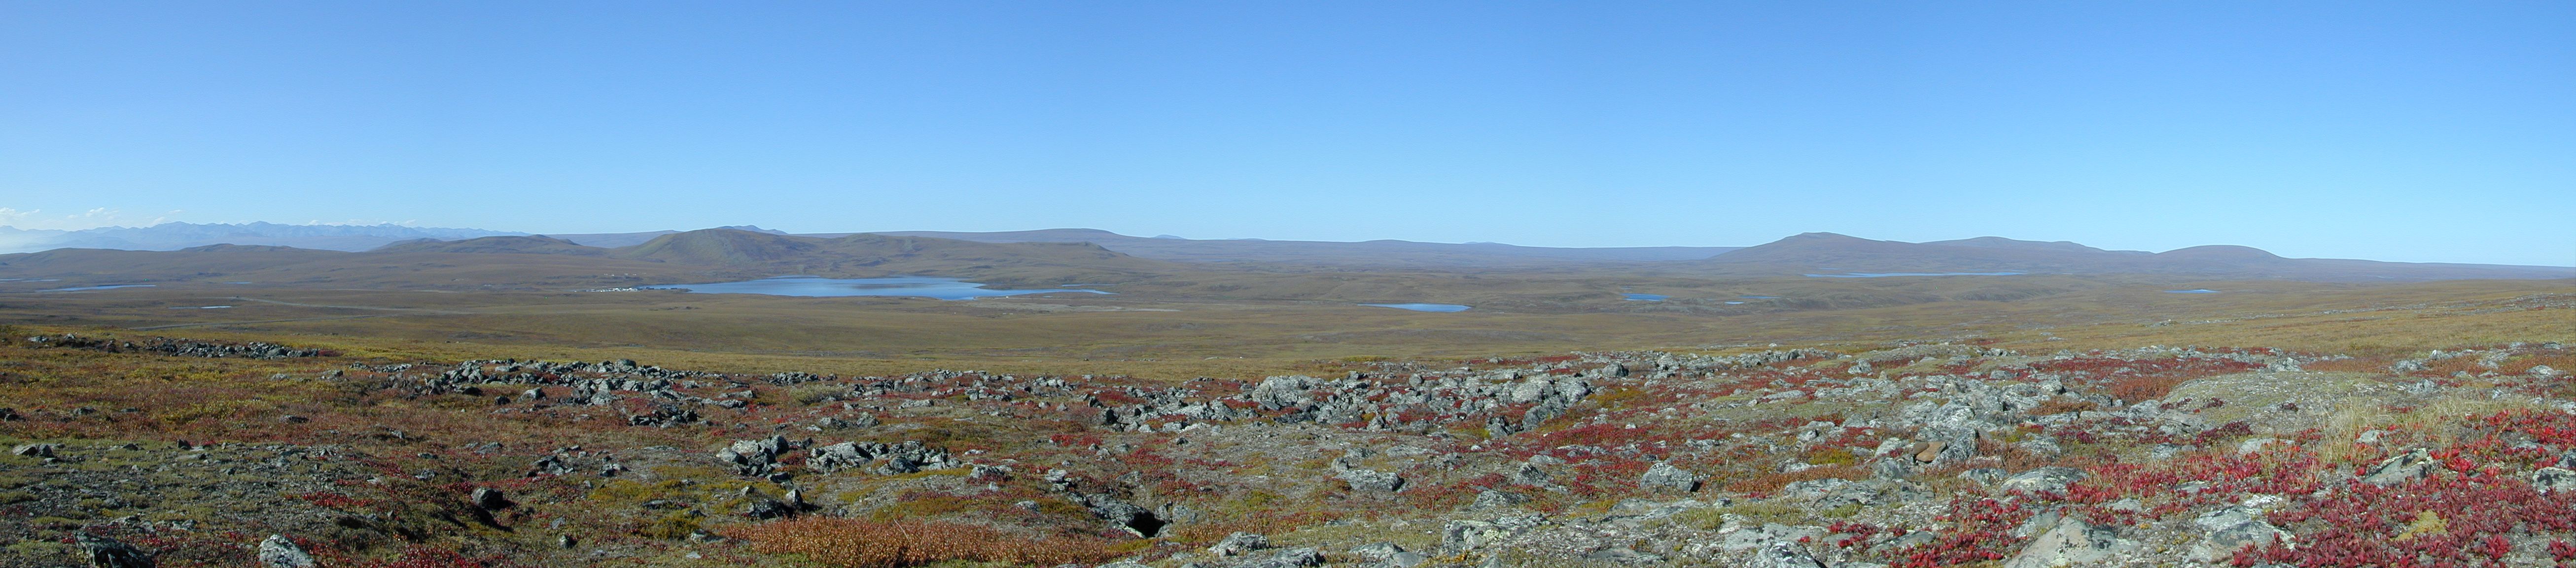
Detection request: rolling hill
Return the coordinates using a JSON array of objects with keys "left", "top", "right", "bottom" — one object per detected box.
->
[
  {"left": 0, "top": 229, "right": 1185, "bottom": 291},
  {"left": 1701, "top": 233, "right": 2574, "bottom": 281},
  {"left": 0, "top": 222, "right": 522, "bottom": 253},
  {"left": 857, "top": 228, "right": 1743, "bottom": 267}
]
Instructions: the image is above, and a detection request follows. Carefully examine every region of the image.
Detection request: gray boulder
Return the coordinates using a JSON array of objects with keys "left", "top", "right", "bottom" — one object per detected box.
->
[
  {"left": 1336, "top": 466, "right": 1405, "bottom": 493},
  {"left": 256, "top": 535, "right": 314, "bottom": 568},
  {"left": 1348, "top": 542, "right": 1426, "bottom": 568},
  {"left": 1998, "top": 467, "right": 2086, "bottom": 494},
  {"left": 715, "top": 436, "right": 788, "bottom": 470},
  {"left": 11, "top": 442, "right": 56, "bottom": 458},
  {"left": 1248, "top": 375, "right": 1319, "bottom": 410},
  {"left": 1441, "top": 520, "right": 1501, "bottom": 553},
  {"left": 1720, "top": 523, "right": 1822, "bottom": 551},
  {"left": 2003, "top": 520, "right": 2136, "bottom": 568},
  {"left": 2536, "top": 467, "right": 2576, "bottom": 493},
  {"left": 2362, "top": 449, "right": 2432, "bottom": 486},
  {"left": 808, "top": 442, "right": 870, "bottom": 472},
  {"left": 1256, "top": 547, "right": 1323, "bottom": 568},
  {"left": 469, "top": 487, "right": 511, "bottom": 510},
  {"left": 1440, "top": 516, "right": 1540, "bottom": 553},
  {"left": 1210, "top": 532, "right": 1270, "bottom": 557},
  {"left": 1746, "top": 540, "right": 1827, "bottom": 568},
  {"left": 1468, "top": 489, "right": 1529, "bottom": 510},
  {"left": 1508, "top": 378, "right": 1552, "bottom": 403},
  {"left": 2193, "top": 516, "right": 2285, "bottom": 562},
  {"left": 1639, "top": 462, "right": 1703, "bottom": 493}
]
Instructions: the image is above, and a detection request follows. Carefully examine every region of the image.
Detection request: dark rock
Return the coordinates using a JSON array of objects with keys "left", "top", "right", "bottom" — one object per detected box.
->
[
  {"left": 469, "top": 487, "right": 511, "bottom": 510},
  {"left": 1084, "top": 494, "right": 1165, "bottom": 537},
  {"left": 75, "top": 533, "right": 152, "bottom": 568},
  {"left": 739, "top": 498, "right": 794, "bottom": 519}
]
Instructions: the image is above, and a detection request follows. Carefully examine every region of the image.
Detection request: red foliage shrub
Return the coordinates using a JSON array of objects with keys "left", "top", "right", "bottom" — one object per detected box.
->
[{"left": 1889, "top": 497, "right": 2033, "bottom": 568}]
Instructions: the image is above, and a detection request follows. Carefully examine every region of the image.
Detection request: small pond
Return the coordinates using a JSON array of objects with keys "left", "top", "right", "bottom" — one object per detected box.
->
[
  {"left": 2164, "top": 289, "right": 2221, "bottom": 294},
  {"left": 1803, "top": 272, "right": 2025, "bottom": 278},
  {"left": 1359, "top": 303, "right": 1472, "bottom": 312},
  {"left": 38, "top": 284, "right": 155, "bottom": 292},
  {"left": 1622, "top": 294, "right": 1667, "bottom": 301},
  {"left": 643, "top": 276, "right": 1112, "bottom": 300}
]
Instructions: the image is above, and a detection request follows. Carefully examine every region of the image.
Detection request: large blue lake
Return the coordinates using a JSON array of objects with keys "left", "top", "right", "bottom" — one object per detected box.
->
[
  {"left": 643, "top": 276, "right": 1112, "bottom": 300},
  {"left": 1360, "top": 303, "right": 1472, "bottom": 312},
  {"left": 1803, "top": 272, "right": 2025, "bottom": 278}
]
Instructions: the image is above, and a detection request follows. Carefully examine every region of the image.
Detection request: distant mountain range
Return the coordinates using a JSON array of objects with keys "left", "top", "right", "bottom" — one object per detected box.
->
[
  {"left": 1702, "top": 232, "right": 2571, "bottom": 281},
  {"left": 0, "top": 222, "right": 522, "bottom": 253},
  {"left": 1, "top": 223, "right": 2568, "bottom": 283},
  {"left": 0, "top": 228, "right": 1171, "bottom": 291},
  {"left": 849, "top": 228, "right": 1741, "bottom": 267}
]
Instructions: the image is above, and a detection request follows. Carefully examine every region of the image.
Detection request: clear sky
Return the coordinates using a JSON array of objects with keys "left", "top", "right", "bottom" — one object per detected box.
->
[{"left": 2, "top": 1, "right": 2569, "bottom": 266}]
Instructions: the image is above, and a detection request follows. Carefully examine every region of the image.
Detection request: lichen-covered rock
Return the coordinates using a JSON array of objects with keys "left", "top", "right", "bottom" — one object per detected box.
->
[
  {"left": 1211, "top": 532, "right": 1270, "bottom": 557},
  {"left": 2004, "top": 520, "right": 2137, "bottom": 568},
  {"left": 1639, "top": 462, "right": 1702, "bottom": 493},
  {"left": 1745, "top": 540, "right": 1827, "bottom": 568},
  {"left": 2535, "top": 467, "right": 2576, "bottom": 493},
  {"left": 1998, "top": 467, "right": 2086, "bottom": 494},
  {"left": 2363, "top": 449, "right": 2433, "bottom": 486},
  {"left": 256, "top": 535, "right": 315, "bottom": 568},
  {"left": 1334, "top": 464, "right": 1405, "bottom": 492}
]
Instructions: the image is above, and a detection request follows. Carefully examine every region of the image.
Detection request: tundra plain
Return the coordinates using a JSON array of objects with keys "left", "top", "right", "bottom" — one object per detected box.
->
[{"left": 0, "top": 228, "right": 2571, "bottom": 568}]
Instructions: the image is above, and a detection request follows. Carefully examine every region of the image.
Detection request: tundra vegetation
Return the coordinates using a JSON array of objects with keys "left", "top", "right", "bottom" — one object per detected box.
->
[
  {"left": 0, "top": 281, "right": 2569, "bottom": 568},
  {"left": 0, "top": 231, "right": 2571, "bottom": 567}
]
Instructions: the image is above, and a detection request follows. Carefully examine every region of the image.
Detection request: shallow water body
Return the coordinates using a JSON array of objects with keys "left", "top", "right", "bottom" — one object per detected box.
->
[
  {"left": 643, "top": 276, "right": 1111, "bottom": 300},
  {"left": 38, "top": 284, "right": 155, "bottom": 292},
  {"left": 1360, "top": 303, "right": 1471, "bottom": 312},
  {"left": 1622, "top": 294, "right": 1667, "bottom": 301},
  {"left": 1803, "top": 272, "right": 2025, "bottom": 278}
]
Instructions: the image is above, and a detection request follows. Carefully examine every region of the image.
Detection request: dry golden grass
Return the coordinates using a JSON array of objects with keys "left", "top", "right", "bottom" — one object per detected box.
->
[
  {"left": 2, "top": 277, "right": 2564, "bottom": 382},
  {"left": 722, "top": 518, "right": 1124, "bottom": 568}
]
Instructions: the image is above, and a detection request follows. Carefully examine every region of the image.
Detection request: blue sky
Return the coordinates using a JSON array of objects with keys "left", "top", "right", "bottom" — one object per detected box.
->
[{"left": 1, "top": 1, "right": 2568, "bottom": 265}]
